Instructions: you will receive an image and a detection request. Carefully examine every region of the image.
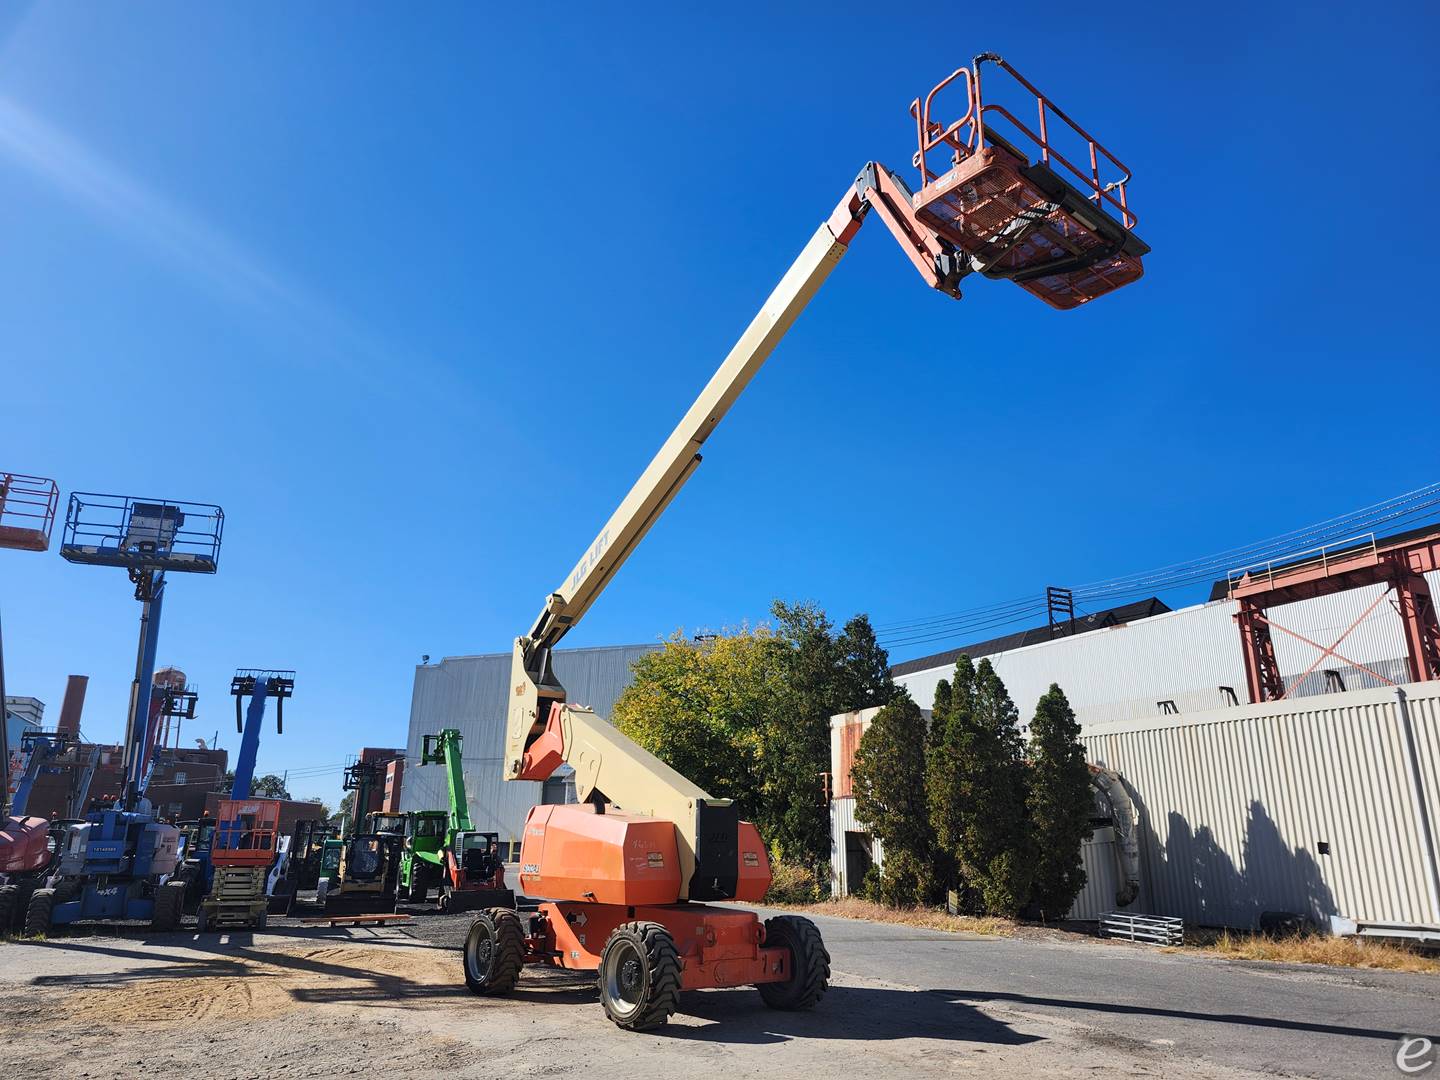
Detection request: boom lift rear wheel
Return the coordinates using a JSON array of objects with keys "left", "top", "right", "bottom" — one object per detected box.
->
[
  {"left": 757, "top": 915, "right": 830, "bottom": 1010},
  {"left": 463, "top": 907, "right": 525, "bottom": 995},
  {"left": 23, "top": 887, "right": 54, "bottom": 937},
  {"left": 597, "top": 921, "right": 682, "bottom": 1031}
]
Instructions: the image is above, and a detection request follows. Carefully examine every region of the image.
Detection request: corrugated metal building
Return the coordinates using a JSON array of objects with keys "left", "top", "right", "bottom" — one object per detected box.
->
[
  {"left": 832, "top": 573, "right": 1440, "bottom": 936},
  {"left": 399, "top": 644, "right": 659, "bottom": 853},
  {"left": 1081, "top": 682, "right": 1440, "bottom": 935}
]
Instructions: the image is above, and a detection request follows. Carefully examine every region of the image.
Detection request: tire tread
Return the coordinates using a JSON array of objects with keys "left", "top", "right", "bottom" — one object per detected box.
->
[
  {"left": 598, "top": 920, "right": 681, "bottom": 1031},
  {"left": 758, "top": 915, "right": 829, "bottom": 1010},
  {"left": 464, "top": 906, "right": 525, "bottom": 995}
]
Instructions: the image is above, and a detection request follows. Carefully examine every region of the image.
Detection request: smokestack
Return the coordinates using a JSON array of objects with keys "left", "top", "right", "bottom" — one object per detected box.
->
[{"left": 57, "top": 675, "right": 89, "bottom": 737}]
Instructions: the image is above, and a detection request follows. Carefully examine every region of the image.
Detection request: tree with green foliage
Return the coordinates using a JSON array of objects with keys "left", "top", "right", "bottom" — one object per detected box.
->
[
  {"left": 613, "top": 602, "right": 893, "bottom": 874},
  {"left": 613, "top": 628, "right": 786, "bottom": 833},
  {"left": 1026, "top": 684, "right": 1092, "bottom": 918},
  {"left": 926, "top": 656, "right": 1034, "bottom": 916},
  {"left": 851, "top": 690, "right": 935, "bottom": 905},
  {"left": 251, "top": 773, "right": 292, "bottom": 799},
  {"left": 217, "top": 770, "right": 291, "bottom": 800},
  {"left": 766, "top": 602, "right": 894, "bottom": 869},
  {"left": 337, "top": 791, "right": 355, "bottom": 830}
]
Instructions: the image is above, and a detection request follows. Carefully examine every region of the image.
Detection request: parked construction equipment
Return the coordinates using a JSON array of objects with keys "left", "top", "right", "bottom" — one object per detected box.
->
[
  {"left": 268, "top": 816, "right": 340, "bottom": 914},
  {"left": 0, "top": 471, "right": 60, "bottom": 931},
  {"left": 24, "top": 493, "right": 222, "bottom": 935},
  {"left": 0, "top": 732, "right": 76, "bottom": 931},
  {"left": 398, "top": 729, "right": 513, "bottom": 912},
  {"left": 195, "top": 670, "right": 294, "bottom": 931},
  {"left": 462, "top": 54, "right": 1146, "bottom": 1029},
  {"left": 311, "top": 761, "right": 400, "bottom": 915}
]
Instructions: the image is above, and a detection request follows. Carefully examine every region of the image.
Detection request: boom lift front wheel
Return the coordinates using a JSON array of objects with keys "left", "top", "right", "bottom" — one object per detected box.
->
[
  {"left": 597, "top": 921, "right": 682, "bottom": 1031},
  {"left": 463, "top": 907, "right": 525, "bottom": 995},
  {"left": 757, "top": 915, "right": 830, "bottom": 1010}
]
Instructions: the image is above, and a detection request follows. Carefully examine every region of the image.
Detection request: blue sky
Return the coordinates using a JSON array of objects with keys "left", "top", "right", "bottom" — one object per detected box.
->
[{"left": 3, "top": 2, "right": 1436, "bottom": 803}]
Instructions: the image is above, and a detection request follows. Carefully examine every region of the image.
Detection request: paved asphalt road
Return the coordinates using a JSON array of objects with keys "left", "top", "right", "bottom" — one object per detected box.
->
[{"left": 746, "top": 909, "right": 1437, "bottom": 1079}]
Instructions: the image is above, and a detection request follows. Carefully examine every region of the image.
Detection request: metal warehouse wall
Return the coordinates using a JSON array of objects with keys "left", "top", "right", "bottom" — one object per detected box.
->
[
  {"left": 1082, "top": 682, "right": 1440, "bottom": 932},
  {"left": 399, "top": 643, "right": 660, "bottom": 846},
  {"left": 892, "top": 571, "right": 1440, "bottom": 730}
]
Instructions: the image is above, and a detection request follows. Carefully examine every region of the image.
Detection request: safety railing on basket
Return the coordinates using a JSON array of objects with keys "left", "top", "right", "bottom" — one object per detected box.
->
[{"left": 911, "top": 55, "right": 1137, "bottom": 230}]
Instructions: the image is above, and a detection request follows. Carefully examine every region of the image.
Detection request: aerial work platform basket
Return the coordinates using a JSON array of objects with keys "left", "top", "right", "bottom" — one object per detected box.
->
[
  {"left": 909, "top": 55, "right": 1148, "bottom": 309},
  {"left": 212, "top": 798, "right": 283, "bottom": 868},
  {"left": 0, "top": 472, "right": 59, "bottom": 553},
  {"left": 60, "top": 493, "right": 224, "bottom": 573}
]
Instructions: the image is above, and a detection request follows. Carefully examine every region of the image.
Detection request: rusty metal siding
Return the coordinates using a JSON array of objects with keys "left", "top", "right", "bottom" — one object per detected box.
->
[
  {"left": 400, "top": 643, "right": 659, "bottom": 846},
  {"left": 1081, "top": 682, "right": 1440, "bottom": 930}
]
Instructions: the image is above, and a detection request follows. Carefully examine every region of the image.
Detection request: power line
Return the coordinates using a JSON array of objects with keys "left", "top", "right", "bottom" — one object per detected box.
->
[{"left": 876, "top": 480, "right": 1440, "bottom": 654}]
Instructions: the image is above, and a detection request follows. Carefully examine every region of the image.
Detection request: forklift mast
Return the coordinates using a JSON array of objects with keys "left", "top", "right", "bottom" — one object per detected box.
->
[
  {"left": 342, "top": 760, "right": 384, "bottom": 839},
  {"left": 227, "top": 670, "right": 295, "bottom": 800}
]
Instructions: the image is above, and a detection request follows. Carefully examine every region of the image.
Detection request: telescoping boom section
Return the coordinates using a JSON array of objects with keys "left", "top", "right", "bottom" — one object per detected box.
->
[{"left": 468, "top": 54, "right": 1149, "bottom": 1030}]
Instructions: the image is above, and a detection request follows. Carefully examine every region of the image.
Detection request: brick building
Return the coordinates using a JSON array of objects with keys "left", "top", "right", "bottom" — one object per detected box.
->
[{"left": 357, "top": 746, "right": 404, "bottom": 817}]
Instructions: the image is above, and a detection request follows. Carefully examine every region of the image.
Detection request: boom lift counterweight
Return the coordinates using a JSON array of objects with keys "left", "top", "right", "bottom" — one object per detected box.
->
[{"left": 464, "top": 55, "right": 1148, "bottom": 1029}]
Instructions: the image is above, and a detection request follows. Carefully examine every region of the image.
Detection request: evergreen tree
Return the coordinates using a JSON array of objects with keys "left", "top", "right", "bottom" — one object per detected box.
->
[
  {"left": 928, "top": 678, "right": 952, "bottom": 755},
  {"left": 926, "top": 657, "right": 976, "bottom": 897},
  {"left": 851, "top": 690, "right": 934, "bottom": 905},
  {"left": 768, "top": 600, "right": 842, "bottom": 868},
  {"left": 834, "top": 614, "right": 895, "bottom": 711},
  {"left": 767, "top": 602, "right": 893, "bottom": 869},
  {"left": 967, "top": 659, "right": 1034, "bottom": 916},
  {"left": 926, "top": 656, "right": 1034, "bottom": 916},
  {"left": 1026, "top": 684, "right": 1092, "bottom": 918}
]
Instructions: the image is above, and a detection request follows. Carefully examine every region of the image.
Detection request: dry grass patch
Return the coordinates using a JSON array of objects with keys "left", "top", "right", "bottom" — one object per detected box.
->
[
  {"left": 1178, "top": 929, "right": 1440, "bottom": 974},
  {"left": 771, "top": 897, "right": 1013, "bottom": 937}
]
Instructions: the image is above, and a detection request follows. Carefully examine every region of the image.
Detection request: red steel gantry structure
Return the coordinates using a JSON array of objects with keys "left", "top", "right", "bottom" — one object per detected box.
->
[{"left": 1229, "top": 527, "right": 1440, "bottom": 704}]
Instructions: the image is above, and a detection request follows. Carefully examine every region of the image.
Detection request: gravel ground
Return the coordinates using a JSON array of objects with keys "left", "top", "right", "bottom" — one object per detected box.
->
[{"left": 2, "top": 904, "right": 1432, "bottom": 1079}]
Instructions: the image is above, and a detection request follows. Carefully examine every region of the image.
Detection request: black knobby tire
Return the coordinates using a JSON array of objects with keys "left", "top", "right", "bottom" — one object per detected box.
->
[
  {"left": 23, "top": 888, "right": 55, "bottom": 938},
  {"left": 758, "top": 915, "right": 829, "bottom": 1010},
  {"left": 12, "top": 880, "right": 38, "bottom": 929},
  {"left": 463, "top": 907, "right": 525, "bottom": 996},
  {"left": 0, "top": 886, "right": 16, "bottom": 933},
  {"left": 597, "top": 921, "right": 681, "bottom": 1031},
  {"left": 151, "top": 881, "right": 185, "bottom": 931}
]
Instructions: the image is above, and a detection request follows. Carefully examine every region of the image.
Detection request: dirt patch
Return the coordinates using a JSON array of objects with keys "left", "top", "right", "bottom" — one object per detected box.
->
[{"left": 59, "top": 943, "right": 461, "bottom": 1028}]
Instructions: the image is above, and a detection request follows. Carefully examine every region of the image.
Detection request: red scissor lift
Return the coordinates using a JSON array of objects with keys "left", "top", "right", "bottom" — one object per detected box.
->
[{"left": 908, "top": 54, "right": 1147, "bottom": 309}]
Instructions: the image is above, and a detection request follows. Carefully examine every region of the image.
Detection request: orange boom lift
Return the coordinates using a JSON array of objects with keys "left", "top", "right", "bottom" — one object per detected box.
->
[{"left": 461, "top": 55, "right": 1148, "bottom": 1030}]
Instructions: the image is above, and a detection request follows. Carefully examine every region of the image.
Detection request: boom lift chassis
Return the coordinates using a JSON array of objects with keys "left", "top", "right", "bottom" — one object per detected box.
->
[{"left": 463, "top": 55, "right": 1148, "bottom": 1030}]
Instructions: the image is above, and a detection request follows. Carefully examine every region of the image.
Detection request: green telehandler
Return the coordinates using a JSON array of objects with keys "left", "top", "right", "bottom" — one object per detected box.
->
[{"left": 397, "top": 729, "right": 513, "bottom": 913}]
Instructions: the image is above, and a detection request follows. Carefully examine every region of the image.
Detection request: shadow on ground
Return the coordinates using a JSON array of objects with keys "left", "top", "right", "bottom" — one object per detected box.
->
[
  {"left": 655, "top": 984, "right": 1040, "bottom": 1047},
  {"left": 935, "top": 988, "right": 1431, "bottom": 1043}
]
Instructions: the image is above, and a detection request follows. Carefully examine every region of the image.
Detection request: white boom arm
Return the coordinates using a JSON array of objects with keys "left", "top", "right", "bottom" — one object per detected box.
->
[{"left": 503, "top": 166, "right": 962, "bottom": 896}]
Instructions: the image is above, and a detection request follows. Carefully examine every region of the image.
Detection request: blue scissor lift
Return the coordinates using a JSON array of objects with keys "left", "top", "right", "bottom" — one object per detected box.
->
[{"left": 22, "top": 493, "right": 223, "bottom": 935}]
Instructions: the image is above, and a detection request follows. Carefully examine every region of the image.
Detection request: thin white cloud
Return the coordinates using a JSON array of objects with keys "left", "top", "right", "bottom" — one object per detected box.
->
[{"left": 0, "top": 94, "right": 398, "bottom": 378}]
